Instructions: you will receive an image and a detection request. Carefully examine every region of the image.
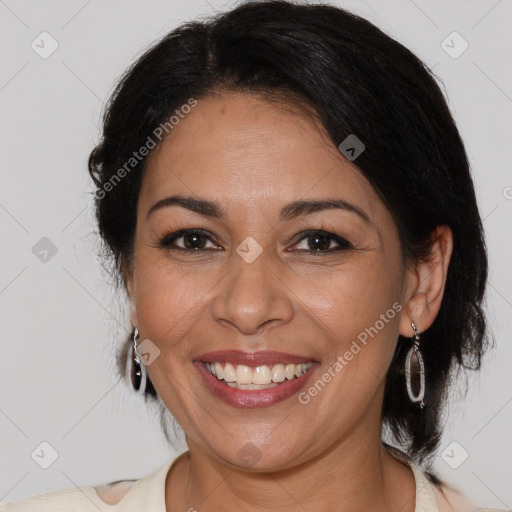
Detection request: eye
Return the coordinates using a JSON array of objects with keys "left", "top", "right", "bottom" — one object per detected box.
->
[
  {"left": 157, "top": 228, "right": 353, "bottom": 254},
  {"left": 158, "top": 229, "right": 220, "bottom": 251},
  {"left": 290, "top": 230, "right": 353, "bottom": 253}
]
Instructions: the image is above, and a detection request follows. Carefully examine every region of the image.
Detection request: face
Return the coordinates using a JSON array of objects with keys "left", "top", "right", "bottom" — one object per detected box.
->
[{"left": 127, "top": 92, "right": 416, "bottom": 471}]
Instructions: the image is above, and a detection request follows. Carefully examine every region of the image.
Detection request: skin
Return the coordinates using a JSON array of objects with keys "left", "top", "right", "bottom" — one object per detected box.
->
[{"left": 125, "top": 92, "right": 453, "bottom": 512}]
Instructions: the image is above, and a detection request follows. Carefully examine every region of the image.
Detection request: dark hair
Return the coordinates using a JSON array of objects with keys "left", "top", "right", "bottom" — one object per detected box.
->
[{"left": 88, "top": 0, "right": 491, "bottom": 467}]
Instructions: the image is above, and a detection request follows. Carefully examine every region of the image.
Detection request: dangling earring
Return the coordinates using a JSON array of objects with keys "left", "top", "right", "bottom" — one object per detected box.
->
[
  {"left": 405, "top": 321, "right": 425, "bottom": 410},
  {"left": 126, "top": 327, "right": 147, "bottom": 395}
]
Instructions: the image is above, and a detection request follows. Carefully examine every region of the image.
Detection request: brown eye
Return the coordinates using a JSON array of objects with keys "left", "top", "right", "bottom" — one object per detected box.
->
[
  {"left": 159, "top": 229, "right": 220, "bottom": 251},
  {"left": 292, "top": 230, "right": 353, "bottom": 253}
]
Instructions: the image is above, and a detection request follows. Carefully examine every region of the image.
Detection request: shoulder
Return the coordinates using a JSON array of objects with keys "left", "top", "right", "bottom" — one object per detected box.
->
[
  {"left": 0, "top": 480, "right": 135, "bottom": 511},
  {"left": 432, "top": 482, "right": 476, "bottom": 512},
  {"left": 0, "top": 455, "right": 179, "bottom": 512},
  {"left": 431, "top": 480, "right": 508, "bottom": 512},
  {"left": 93, "top": 480, "right": 136, "bottom": 505},
  {"left": 0, "top": 487, "right": 99, "bottom": 511}
]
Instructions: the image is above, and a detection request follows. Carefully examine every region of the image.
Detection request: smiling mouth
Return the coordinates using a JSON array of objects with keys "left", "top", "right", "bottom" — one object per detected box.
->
[{"left": 202, "top": 361, "right": 315, "bottom": 390}]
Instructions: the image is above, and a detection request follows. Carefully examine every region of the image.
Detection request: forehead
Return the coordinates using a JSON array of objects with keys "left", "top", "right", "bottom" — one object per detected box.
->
[{"left": 140, "top": 92, "right": 385, "bottom": 222}]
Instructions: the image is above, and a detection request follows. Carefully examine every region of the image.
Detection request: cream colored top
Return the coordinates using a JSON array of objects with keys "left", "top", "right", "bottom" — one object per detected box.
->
[{"left": 0, "top": 445, "right": 506, "bottom": 511}]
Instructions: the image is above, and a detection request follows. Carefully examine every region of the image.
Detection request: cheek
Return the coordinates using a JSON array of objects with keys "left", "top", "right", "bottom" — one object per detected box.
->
[
  {"left": 300, "top": 260, "right": 403, "bottom": 398},
  {"left": 132, "top": 253, "right": 205, "bottom": 350},
  {"left": 303, "top": 264, "right": 402, "bottom": 405},
  {"left": 300, "top": 257, "right": 401, "bottom": 334}
]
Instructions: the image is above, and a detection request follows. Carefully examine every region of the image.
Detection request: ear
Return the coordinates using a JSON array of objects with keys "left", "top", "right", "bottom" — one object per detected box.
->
[
  {"left": 399, "top": 225, "right": 453, "bottom": 337},
  {"left": 122, "top": 259, "right": 138, "bottom": 328}
]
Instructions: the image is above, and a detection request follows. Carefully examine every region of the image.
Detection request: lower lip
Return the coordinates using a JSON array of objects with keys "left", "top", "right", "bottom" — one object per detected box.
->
[{"left": 194, "top": 361, "right": 319, "bottom": 408}]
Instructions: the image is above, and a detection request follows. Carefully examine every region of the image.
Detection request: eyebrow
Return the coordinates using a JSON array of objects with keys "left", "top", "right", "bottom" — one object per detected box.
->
[{"left": 146, "top": 195, "right": 372, "bottom": 225}]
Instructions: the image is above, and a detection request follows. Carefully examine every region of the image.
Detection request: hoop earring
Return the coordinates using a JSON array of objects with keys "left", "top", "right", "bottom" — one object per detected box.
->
[
  {"left": 405, "top": 321, "right": 425, "bottom": 410},
  {"left": 126, "top": 327, "right": 147, "bottom": 395}
]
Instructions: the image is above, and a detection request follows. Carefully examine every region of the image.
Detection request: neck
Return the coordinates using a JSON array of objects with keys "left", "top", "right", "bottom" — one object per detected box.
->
[{"left": 166, "top": 428, "right": 417, "bottom": 512}]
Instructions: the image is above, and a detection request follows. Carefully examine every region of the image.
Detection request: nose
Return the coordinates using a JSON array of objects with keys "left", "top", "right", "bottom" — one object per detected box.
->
[{"left": 211, "top": 245, "right": 294, "bottom": 335}]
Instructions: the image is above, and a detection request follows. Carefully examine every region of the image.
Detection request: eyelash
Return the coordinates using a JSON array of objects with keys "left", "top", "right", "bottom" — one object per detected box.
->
[{"left": 157, "top": 229, "right": 353, "bottom": 254}]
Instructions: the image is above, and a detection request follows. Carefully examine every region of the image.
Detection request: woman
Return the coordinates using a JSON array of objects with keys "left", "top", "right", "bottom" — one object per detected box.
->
[{"left": 2, "top": 1, "right": 504, "bottom": 511}]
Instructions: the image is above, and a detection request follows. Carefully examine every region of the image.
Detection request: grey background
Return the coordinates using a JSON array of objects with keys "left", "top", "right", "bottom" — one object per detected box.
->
[{"left": 1, "top": 0, "right": 511, "bottom": 508}]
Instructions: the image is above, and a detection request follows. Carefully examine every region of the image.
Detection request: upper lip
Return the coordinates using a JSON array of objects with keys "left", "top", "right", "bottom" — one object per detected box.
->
[{"left": 196, "top": 350, "right": 317, "bottom": 367}]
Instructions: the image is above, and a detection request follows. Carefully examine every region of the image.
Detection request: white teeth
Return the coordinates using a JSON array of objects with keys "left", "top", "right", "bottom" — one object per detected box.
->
[
  {"left": 236, "top": 365, "right": 253, "bottom": 385},
  {"left": 253, "top": 365, "right": 271, "bottom": 385},
  {"left": 214, "top": 362, "right": 223, "bottom": 380},
  {"left": 226, "top": 382, "right": 278, "bottom": 390},
  {"left": 223, "top": 362, "right": 236, "bottom": 382},
  {"left": 204, "top": 361, "right": 314, "bottom": 386},
  {"left": 271, "top": 364, "right": 285, "bottom": 383},
  {"left": 285, "top": 364, "right": 295, "bottom": 380}
]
